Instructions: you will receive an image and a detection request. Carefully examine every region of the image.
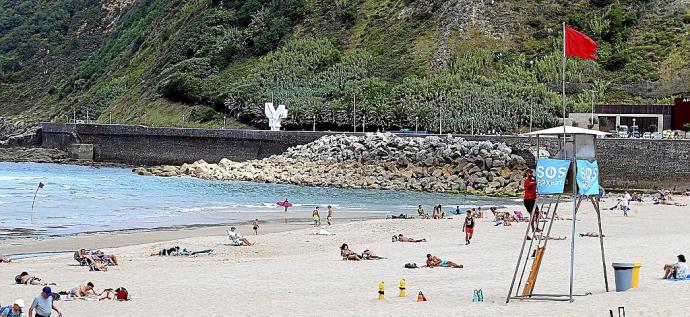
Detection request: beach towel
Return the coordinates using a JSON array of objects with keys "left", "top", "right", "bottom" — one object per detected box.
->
[
  {"left": 312, "top": 229, "right": 335, "bottom": 235},
  {"left": 668, "top": 276, "right": 690, "bottom": 282}
]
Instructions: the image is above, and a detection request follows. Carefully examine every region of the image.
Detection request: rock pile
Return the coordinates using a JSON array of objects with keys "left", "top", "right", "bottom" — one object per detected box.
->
[
  {"left": 134, "top": 133, "right": 529, "bottom": 196},
  {"left": 0, "top": 118, "right": 41, "bottom": 147}
]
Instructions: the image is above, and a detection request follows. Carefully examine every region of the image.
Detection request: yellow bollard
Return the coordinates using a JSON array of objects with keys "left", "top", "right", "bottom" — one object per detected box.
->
[
  {"left": 378, "top": 281, "right": 385, "bottom": 300},
  {"left": 399, "top": 279, "right": 407, "bottom": 297},
  {"left": 632, "top": 262, "right": 642, "bottom": 288}
]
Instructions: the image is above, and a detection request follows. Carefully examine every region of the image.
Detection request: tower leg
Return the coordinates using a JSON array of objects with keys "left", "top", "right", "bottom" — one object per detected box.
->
[
  {"left": 592, "top": 196, "right": 609, "bottom": 292},
  {"left": 506, "top": 218, "right": 533, "bottom": 303}
]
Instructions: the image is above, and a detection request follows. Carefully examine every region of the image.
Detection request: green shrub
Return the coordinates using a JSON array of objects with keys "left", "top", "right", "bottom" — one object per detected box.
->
[{"left": 189, "top": 106, "right": 222, "bottom": 122}]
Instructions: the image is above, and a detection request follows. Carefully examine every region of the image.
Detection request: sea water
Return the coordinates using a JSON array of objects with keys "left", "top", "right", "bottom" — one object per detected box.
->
[{"left": 0, "top": 162, "right": 515, "bottom": 237}]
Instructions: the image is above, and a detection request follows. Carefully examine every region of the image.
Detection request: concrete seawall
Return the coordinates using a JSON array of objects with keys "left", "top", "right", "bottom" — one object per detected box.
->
[{"left": 40, "top": 123, "right": 690, "bottom": 190}]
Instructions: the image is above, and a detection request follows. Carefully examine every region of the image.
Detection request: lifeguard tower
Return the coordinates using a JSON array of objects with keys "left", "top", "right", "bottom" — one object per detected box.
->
[{"left": 506, "top": 126, "right": 610, "bottom": 303}]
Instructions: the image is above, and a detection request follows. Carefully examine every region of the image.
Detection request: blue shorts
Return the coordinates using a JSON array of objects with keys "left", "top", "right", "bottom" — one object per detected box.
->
[{"left": 441, "top": 260, "right": 448, "bottom": 267}]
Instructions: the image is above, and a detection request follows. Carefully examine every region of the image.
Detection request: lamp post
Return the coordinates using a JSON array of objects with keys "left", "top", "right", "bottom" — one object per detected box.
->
[
  {"left": 313, "top": 115, "right": 316, "bottom": 132},
  {"left": 415, "top": 116, "right": 418, "bottom": 133},
  {"left": 223, "top": 116, "right": 227, "bottom": 129},
  {"left": 590, "top": 89, "right": 598, "bottom": 128},
  {"left": 529, "top": 99, "right": 533, "bottom": 133},
  {"left": 438, "top": 105, "right": 442, "bottom": 134},
  {"left": 109, "top": 111, "right": 112, "bottom": 124},
  {"left": 353, "top": 93, "right": 356, "bottom": 132}
]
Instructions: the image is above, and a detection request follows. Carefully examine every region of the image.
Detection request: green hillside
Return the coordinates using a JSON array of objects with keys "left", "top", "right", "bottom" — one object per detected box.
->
[{"left": 1, "top": 0, "right": 688, "bottom": 132}]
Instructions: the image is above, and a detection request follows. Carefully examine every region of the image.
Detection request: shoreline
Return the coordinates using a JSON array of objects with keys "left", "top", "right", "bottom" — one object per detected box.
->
[{"left": 0, "top": 211, "right": 380, "bottom": 255}]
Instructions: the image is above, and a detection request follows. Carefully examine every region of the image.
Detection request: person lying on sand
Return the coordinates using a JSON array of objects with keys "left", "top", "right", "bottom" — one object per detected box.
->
[
  {"left": 424, "top": 254, "right": 463, "bottom": 268},
  {"left": 151, "top": 246, "right": 181, "bottom": 256},
  {"left": 340, "top": 244, "right": 362, "bottom": 261},
  {"left": 361, "top": 249, "right": 385, "bottom": 260},
  {"left": 394, "top": 234, "right": 426, "bottom": 242},
  {"left": 97, "top": 288, "right": 117, "bottom": 301},
  {"left": 579, "top": 232, "right": 605, "bottom": 237},
  {"left": 0, "top": 255, "right": 11, "bottom": 263},
  {"left": 14, "top": 272, "right": 56, "bottom": 286},
  {"left": 527, "top": 234, "right": 566, "bottom": 240},
  {"left": 663, "top": 254, "right": 688, "bottom": 280},
  {"left": 69, "top": 282, "right": 96, "bottom": 299}
]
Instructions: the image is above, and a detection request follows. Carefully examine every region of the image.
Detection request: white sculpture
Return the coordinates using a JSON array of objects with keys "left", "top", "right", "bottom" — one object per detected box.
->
[{"left": 264, "top": 102, "right": 288, "bottom": 131}]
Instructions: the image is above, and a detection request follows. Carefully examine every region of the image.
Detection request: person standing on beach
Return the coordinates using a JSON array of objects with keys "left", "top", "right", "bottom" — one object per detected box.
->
[
  {"left": 327, "top": 205, "right": 333, "bottom": 225},
  {"left": 621, "top": 192, "right": 632, "bottom": 217},
  {"left": 283, "top": 198, "right": 290, "bottom": 212},
  {"left": 252, "top": 219, "right": 259, "bottom": 235},
  {"left": 29, "top": 286, "right": 61, "bottom": 317},
  {"left": 523, "top": 169, "right": 538, "bottom": 232},
  {"left": 462, "top": 212, "right": 475, "bottom": 245},
  {"left": 312, "top": 207, "right": 321, "bottom": 227}
]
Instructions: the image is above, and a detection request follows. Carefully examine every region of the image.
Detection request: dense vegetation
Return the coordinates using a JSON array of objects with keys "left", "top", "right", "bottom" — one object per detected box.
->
[{"left": 1, "top": 0, "right": 688, "bottom": 132}]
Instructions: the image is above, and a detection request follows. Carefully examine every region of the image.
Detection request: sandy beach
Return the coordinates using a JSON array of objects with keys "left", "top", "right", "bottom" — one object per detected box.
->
[{"left": 1, "top": 197, "right": 688, "bottom": 317}]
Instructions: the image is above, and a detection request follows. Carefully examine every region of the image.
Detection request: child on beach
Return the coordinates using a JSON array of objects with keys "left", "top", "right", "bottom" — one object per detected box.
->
[
  {"left": 312, "top": 207, "right": 321, "bottom": 227},
  {"left": 462, "top": 212, "right": 475, "bottom": 245},
  {"left": 252, "top": 219, "right": 259, "bottom": 235}
]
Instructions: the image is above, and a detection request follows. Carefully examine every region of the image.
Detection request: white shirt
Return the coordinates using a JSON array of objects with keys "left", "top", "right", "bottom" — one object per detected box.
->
[
  {"left": 621, "top": 193, "right": 631, "bottom": 207},
  {"left": 675, "top": 262, "right": 689, "bottom": 279}
]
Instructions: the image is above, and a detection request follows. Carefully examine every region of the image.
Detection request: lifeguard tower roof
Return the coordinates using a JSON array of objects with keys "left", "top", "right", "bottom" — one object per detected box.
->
[{"left": 522, "top": 125, "right": 610, "bottom": 137}]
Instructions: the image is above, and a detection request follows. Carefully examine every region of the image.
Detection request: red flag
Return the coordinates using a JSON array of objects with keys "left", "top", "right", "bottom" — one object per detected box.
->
[
  {"left": 38, "top": 182, "right": 44, "bottom": 189},
  {"left": 565, "top": 26, "right": 598, "bottom": 60}
]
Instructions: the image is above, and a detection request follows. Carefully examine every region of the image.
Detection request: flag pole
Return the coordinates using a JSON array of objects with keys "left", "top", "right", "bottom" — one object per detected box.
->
[
  {"left": 562, "top": 22, "right": 567, "bottom": 149},
  {"left": 30, "top": 186, "right": 39, "bottom": 224}
]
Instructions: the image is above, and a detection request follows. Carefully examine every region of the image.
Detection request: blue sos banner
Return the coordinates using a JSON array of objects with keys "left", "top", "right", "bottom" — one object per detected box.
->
[
  {"left": 576, "top": 160, "right": 600, "bottom": 196},
  {"left": 536, "top": 158, "right": 570, "bottom": 195}
]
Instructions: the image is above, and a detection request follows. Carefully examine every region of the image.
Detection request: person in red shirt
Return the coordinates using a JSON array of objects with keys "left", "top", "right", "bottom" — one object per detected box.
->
[{"left": 523, "top": 169, "right": 538, "bottom": 232}]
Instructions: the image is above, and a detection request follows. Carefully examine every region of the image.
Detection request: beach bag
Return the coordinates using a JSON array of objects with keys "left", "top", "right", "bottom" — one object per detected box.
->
[
  {"left": 404, "top": 263, "right": 418, "bottom": 269},
  {"left": 115, "top": 287, "right": 129, "bottom": 301}
]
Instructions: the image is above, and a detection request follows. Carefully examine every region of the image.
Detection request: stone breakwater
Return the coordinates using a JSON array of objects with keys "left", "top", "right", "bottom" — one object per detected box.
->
[{"left": 134, "top": 133, "right": 529, "bottom": 196}]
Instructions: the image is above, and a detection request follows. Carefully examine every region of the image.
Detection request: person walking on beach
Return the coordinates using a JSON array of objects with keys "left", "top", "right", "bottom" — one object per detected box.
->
[
  {"left": 327, "top": 205, "right": 333, "bottom": 225},
  {"left": 29, "top": 286, "right": 61, "bottom": 317},
  {"left": 523, "top": 169, "right": 538, "bottom": 232},
  {"left": 462, "top": 212, "right": 475, "bottom": 245},
  {"left": 252, "top": 219, "right": 259, "bottom": 235},
  {"left": 312, "top": 207, "right": 321, "bottom": 227},
  {"left": 282, "top": 198, "right": 290, "bottom": 212},
  {"left": 621, "top": 191, "right": 632, "bottom": 217}
]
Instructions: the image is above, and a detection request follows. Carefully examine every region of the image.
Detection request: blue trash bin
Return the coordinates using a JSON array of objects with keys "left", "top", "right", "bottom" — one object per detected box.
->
[{"left": 612, "top": 262, "right": 634, "bottom": 292}]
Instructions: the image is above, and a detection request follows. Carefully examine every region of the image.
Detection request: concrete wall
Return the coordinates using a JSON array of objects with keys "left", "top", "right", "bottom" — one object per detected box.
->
[{"left": 41, "top": 123, "right": 690, "bottom": 190}]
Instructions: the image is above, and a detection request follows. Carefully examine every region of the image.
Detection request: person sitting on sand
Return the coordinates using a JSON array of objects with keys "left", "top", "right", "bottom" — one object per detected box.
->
[
  {"left": 151, "top": 246, "right": 181, "bottom": 256},
  {"left": 0, "top": 299, "right": 25, "bottom": 317},
  {"left": 361, "top": 249, "right": 385, "bottom": 260},
  {"left": 97, "top": 250, "right": 118, "bottom": 265},
  {"left": 502, "top": 213, "right": 513, "bottom": 226},
  {"left": 682, "top": 189, "right": 690, "bottom": 196},
  {"left": 663, "top": 254, "right": 688, "bottom": 280},
  {"left": 417, "top": 205, "right": 429, "bottom": 218},
  {"left": 227, "top": 227, "right": 254, "bottom": 246},
  {"left": 0, "top": 255, "right": 11, "bottom": 263},
  {"left": 340, "top": 244, "right": 361, "bottom": 261},
  {"left": 15, "top": 272, "right": 55, "bottom": 286},
  {"left": 424, "top": 254, "right": 462, "bottom": 268},
  {"left": 69, "top": 282, "right": 96, "bottom": 299},
  {"left": 579, "top": 232, "right": 605, "bottom": 237},
  {"left": 396, "top": 234, "right": 427, "bottom": 242}
]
